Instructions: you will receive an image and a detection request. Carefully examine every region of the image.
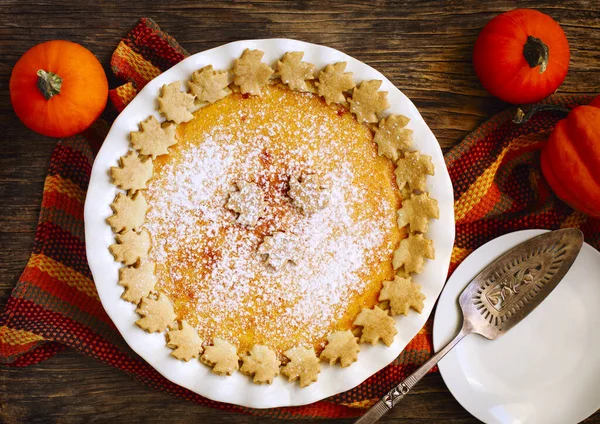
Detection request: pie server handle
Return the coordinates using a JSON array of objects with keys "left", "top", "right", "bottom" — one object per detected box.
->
[{"left": 354, "top": 329, "right": 469, "bottom": 424}]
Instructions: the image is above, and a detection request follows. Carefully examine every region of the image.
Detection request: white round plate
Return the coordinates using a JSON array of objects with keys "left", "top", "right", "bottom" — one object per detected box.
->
[
  {"left": 84, "top": 39, "right": 455, "bottom": 408},
  {"left": 434, "top": 229, "right": 600, "bottom": 424}
]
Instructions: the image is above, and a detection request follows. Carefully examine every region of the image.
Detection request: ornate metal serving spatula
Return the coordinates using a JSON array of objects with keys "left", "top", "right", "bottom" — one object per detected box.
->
[{"left": 355, "top": 228, "right": 584, "bottom": 424}]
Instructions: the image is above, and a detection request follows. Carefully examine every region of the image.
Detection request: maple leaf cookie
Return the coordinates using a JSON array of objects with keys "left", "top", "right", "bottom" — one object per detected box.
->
[
  {"left": 232, "top": 49, "right": 274, "bottom": 95},
  {"left": 166, "top": 321, "right": 204, "bottom": 361},
  {"left": 158, "top": 81, "right": 196, "bottom": 124},
  {"left": 110, "top": 150, "right": 153, "bottom": 193},
  {"left": 135, "top": 293, "right": 176, "bottom": 333},
  {"left": 225, "top": 181, "right": 266, "bottom": 227},
  {"left": 201, "top": 338, "right": 240, "bottom": 376},
  {"left": 348, "top": 80, "right": 390, "bottom": 123},
  {"left": 373, "top": 114, "right": 413, "bottom": 161},
  {"left": 393, "top": 234, "right": 435, "bottom": 274},
  {"left": 288, "top": 173, "right": 330, "bottom": 215},
  {"left": 276, "top": 51, "right": 315, "bottom": 92},
  {"left": 316, "top": 62, "right": 356, "bottom": 105},
  {"left": 240, "top": 345, "right": 281, "bottom": 384},
  {"left": 257, "top": 231, "right": 300, "bottom": 270},
  {"left": 109, "top": 229, "right": 151, "bottom": 266},
  {"left": 353, "top": 306, "right": 397, "bottom": 346},
  {"left": 189, "top": 65, "right": 231, "bottom": 104},
  {"left": 320, "top": 330, "right": 360, "bottom": 368},
  {"left": 379, "top": 275, "right": 426, "bottom": 316},
  {"left": 118, "top": 260, "right": 157, "bottom": 304},
  {"left": 130, "top": 116, "right": 177, "bottom": 159},
  {"left": 107, "top": 192, "right": 149, "bottom": 234},
  {"left": 397, "top": 193, "right": 439, "bottom": 233},
  {"left": 281, "top": 346, "right": 320, "bottom": 387},
  {"left": 395, "top": 151, "right": 434, "bottom": 191}
]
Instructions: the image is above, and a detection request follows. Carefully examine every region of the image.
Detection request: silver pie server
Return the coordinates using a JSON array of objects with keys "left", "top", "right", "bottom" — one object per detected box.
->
[{"left": 355, "top": 228, "right": 584, "bottom": 424}]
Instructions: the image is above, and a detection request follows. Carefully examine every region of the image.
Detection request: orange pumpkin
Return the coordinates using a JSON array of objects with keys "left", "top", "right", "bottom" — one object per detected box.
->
[
  {"left": 10, "top": 40, "right": 108, "bottom": 138},
  {"left": 473, "top": 9, "right": 570, "bottom": 104},
  {"left": 540, "top": 96, "right": 600, "bottom": 217}
]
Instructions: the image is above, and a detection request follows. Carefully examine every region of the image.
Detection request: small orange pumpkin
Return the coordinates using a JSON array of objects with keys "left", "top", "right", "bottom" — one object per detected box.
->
[
  {"left": 473, "top": 9, "right": 570, "bottom": 104},
  {"left": 10, "top": 40, "right": 108, "bottom": 138},
  {"left": 539, "top": 96, "right": 600, "bottom": 217}
]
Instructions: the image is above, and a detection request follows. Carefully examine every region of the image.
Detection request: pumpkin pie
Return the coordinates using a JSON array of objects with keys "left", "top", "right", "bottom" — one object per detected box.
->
[{"left": 107, "top": 48, "right": 438, "bottom": 386}]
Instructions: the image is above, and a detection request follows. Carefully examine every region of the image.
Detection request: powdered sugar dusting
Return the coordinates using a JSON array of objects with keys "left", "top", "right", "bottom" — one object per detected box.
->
[{"left": 145, "top": 86, "right": 399, "bottom": 354}]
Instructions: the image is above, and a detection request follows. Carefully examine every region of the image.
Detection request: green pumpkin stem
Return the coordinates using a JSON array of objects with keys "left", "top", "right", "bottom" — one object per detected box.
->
[
  {"left": 523, "top": 36, "right": 550, "bottom": 74},
  {"left": 513, "top": 104, "right": 571, "bottom": 125},
  {"left": 36, "top": 69, "right": 63, "bottom": 100}
]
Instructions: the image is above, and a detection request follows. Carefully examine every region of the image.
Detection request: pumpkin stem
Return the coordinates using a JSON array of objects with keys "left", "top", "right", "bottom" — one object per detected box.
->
[
  {"left": 523, "top": 36, "right": 550, "bottom": 74},
  {"left": 36, "top": 69, "right": 63, "bottom": 100},
  {"left": 513, "top": 104, "right": 571, "bottom": 124}
]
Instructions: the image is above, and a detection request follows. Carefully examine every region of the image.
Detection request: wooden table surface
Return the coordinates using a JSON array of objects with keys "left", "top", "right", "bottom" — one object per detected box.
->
[{"left": 1, "top": 1, "right": 599, "bottom": 422}]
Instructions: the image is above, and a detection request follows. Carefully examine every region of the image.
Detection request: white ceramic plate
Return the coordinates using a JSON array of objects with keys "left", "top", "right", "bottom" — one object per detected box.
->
[
  {"left": 84, "top": 39, "right": 455, "bottom": 408},
  {"left": 434, "top": 229, "right": 600, "bottom": 424}
]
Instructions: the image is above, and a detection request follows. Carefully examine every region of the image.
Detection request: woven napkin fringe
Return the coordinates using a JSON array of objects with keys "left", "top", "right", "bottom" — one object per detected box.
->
[{"left": 109, "top": 17, "right": 189, "bottom": 112}]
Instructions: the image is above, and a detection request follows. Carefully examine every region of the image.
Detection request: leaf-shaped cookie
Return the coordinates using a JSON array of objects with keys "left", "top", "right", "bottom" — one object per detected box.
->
[
  {"left": 109, "top": 229, "right": 151, "bottom": 266},
  {"left": 281, "top": 346, "right": 320, "bottom": 387},
  {"left": 158, "top": 81, "right": 195, "bottom": 124},
  {"left": 189, "top": 65, "right": 231, "bottom": 103},
  {"left": 319, "top": 330, "right": 360, "bottom": 368},
  {"left": 135, "top": 293, "right": 176, "bottom": 333},
  {"left": 240, "top": 344, "right": 280, "bottom": 384},
  {"left": 395, "top": 151, "right": 434, "bottom": 191},
  {"left": 393, "top": 234, "right": 435, "bottom": 274},
  {"left": 348, "top": 80, "right": 390, "bottom": 123},
  {"left": 373, "top": 114, "right": 413, "bottom": 161},
  {"left": 276, "top": 51, "right": 315, "bottom": 92},
  {"left": 118, "top": 260, "right": 157, "bottom": 304},
  {"left": 379, "top": 275, "right": 426, "bottom": 316},
  {"left": 225, "top": 181, "right": 266, "bottom": 227},
  {"left": 201, "top": 338, "right": 239, "bottom": 376},
  {"left": 110, "top": 150, "right": 153, "bottom": 193},
  {"left": 166, "top": 321, "right": 204, "bottom": 361},
  {"left": 232, "top": 49, "right": 274, "bottom": 95},
  {"left": 353, "top": 306, "right": 397, "bottom": 346},
  {"left": 316, "top": 62, "right": 356, "bottom": 105},
  {"left": 288, "top": 173, "right": 329, "bottom": 215},
  {"left": 397, "top": 193, "right": 439, "bottom": 233},
  {"left": 257, "top": 231, "right": 300, "bottom": 270},
  {"left": 107, "top": 192, "right": 149, "bottom": 233},
  {"left": 130, "top": 116, "right": 177, "bottom": 159}
]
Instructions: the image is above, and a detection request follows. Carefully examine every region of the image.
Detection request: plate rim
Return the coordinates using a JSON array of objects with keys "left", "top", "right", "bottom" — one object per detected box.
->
[
  {"left": 433, "top": 229, "right": 600, "bottom": 424},
  {"left": 84, "top": 38, "right": 456, "bottom": 408}
]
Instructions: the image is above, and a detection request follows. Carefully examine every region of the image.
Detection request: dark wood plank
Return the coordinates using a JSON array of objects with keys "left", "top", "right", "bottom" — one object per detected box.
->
[
  {"left": 0, "top": 350, "right": 479, "bottom": 424},
  {"left": 0, "top": 0, "right": 599, "bottom": 422}
]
